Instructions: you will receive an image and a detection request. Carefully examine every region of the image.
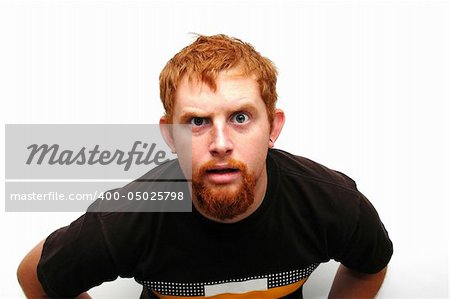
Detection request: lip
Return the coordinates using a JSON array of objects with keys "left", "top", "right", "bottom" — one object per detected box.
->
[{"left": 205, "top": 166, "right": 241, "bottom": 185}]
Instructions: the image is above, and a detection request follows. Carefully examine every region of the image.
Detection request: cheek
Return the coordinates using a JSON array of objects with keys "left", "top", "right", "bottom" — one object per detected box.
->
[
  {"left": 237, "top": 135, "right": 269, "bottom": 172},
  {"left": 190, "top": 139, "right": 207, "bottom": 170},
  {"left": 247, "top": 126, "right": 270, "bottom": 148}
]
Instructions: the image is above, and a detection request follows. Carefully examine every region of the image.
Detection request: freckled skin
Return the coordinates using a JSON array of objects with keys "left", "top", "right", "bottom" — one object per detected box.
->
[{"left": 161, "top": 69, "right": 285, "bottom": 223}]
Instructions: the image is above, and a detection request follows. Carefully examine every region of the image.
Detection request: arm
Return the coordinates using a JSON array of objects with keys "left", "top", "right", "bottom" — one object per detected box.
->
[
  {"left": 17, "top": 239, "right": 91, "bottom": 299},
  {"left": 328, "top": 264, "right": 387, "bottom": 299}
]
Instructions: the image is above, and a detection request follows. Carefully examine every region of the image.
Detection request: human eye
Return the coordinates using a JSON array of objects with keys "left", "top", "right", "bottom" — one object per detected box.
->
[
  {"left": 190, "top": 117, "right": 208, "bottom": 127},
  {"left": 231, "top": 112, "right": 250, "bottom": 124}
]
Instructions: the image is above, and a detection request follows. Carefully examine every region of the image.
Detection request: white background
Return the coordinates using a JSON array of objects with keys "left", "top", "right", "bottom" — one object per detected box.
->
[{"left": 0, "top": 1, "right": 448, "bottom": 298}]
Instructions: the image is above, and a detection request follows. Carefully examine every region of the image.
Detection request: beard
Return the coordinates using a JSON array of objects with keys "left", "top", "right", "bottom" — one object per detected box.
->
[{"left": 192, "top": 158, "right": 256, "bottom": 221}]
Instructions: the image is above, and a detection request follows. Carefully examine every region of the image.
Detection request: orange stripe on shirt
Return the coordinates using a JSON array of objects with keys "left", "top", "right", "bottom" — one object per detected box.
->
[{"left": 153, "top": 278, "right": 307, "bottom": 299}]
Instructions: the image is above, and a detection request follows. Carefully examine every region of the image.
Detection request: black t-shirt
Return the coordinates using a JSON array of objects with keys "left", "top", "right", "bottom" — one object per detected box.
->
[{"left": 37, "top": 149, "right": 393, "bottom": 298}]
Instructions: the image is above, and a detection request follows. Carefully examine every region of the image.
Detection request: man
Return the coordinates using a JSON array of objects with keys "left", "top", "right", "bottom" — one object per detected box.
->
[{"left": 17, "top": 34, "right": 393, "bottom": 298}]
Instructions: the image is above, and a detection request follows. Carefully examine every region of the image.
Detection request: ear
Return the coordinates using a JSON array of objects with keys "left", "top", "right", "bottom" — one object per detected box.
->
[
  {"left": 268, "top": 109, "right": 285, "bottom": 148},
  {"left": 159, "top": 116, "right": 177, "bottom": 153}
]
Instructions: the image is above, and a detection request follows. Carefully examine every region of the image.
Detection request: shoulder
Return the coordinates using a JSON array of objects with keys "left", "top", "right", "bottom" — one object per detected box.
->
[
  {"left": 88, "top": 158, "right": 186, "bottom": 213},
  {"left": 267, "top": 149, "right": 366, "bottom": 232},
  {"left": 268, "top": 149, "right": 358, "bottom": 193}
]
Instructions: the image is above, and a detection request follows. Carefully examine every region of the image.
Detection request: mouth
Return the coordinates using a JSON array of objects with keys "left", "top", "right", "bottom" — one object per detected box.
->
[
  {"left": 206, "top": 168, "right": 240, "bottom": 174},
  {"left": 204, "top": 166, "right": 241, "bottom": 184}
]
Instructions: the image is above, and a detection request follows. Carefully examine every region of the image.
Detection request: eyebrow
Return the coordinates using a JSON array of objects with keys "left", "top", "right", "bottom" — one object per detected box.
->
[
  {"left": 178, "top": 103, "right": 258, "bottom": 124},
  {"left": 178, "top": 111, "right": 207, "bottom": 124}
]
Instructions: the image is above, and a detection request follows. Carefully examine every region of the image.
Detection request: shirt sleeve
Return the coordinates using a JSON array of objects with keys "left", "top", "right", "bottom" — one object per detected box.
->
[
  {"left": 37, "top": 212, "right": 119, "bottom": 298},
  {"left": 331, "top": 192, "right": 394, "bottom": 274}
]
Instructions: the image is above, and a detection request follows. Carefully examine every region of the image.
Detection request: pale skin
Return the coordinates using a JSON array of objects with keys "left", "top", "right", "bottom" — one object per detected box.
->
[
  {"left": 17, "top": 70, "right": 388, "bottom": 298},
  {"left": 160, "top": 70, "right": 285, "bottom": 223}
]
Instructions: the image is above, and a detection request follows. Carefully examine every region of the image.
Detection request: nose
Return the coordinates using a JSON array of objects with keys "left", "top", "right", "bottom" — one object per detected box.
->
[{"left": 209, "top": 122, "right": 233, "bottom": 158}]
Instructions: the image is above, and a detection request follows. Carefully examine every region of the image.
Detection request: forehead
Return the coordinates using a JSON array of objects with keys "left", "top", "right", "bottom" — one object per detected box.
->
[{"left": 174, "top": 71, "right": 261, "bottom": 109}]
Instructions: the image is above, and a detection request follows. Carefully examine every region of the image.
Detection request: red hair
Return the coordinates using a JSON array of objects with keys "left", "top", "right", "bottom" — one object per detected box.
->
[{"left": 159, "top": 34, "right": 278, "bottom": 123}]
